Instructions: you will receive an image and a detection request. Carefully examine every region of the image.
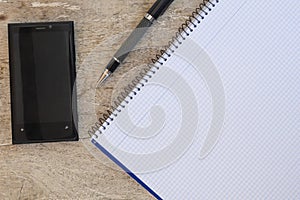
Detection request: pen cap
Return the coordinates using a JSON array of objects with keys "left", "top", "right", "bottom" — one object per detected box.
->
[{"left": 147, "top": 0, "right": 174, "bottom": 20}]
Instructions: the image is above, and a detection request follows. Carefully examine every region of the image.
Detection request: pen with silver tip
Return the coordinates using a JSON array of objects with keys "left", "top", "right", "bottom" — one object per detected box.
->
[{"left": 97, "top": 0, "right": 174, "bottom": 86}]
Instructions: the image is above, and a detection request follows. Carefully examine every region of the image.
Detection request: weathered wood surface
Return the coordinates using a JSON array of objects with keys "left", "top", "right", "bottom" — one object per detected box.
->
[{"left": 0, "top": 0, "right": 201, "bottom": 199}]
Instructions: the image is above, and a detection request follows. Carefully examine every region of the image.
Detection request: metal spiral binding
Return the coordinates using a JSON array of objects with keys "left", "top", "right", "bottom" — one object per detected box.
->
[
  {"left": 153, "top": 0, "right": 219, "bottom": 64},
  {"left": 89, "top": 0, "right": 219, "bottom": 139}
]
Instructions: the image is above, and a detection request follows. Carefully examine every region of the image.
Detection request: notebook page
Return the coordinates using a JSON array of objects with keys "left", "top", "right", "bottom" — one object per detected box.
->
[{"left": 92, "top": 0, "right": 300, "bottom": 199}]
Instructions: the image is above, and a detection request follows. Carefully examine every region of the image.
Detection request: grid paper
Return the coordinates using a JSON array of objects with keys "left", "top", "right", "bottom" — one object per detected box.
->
[{"left": 93, "top": 0, "right": 300, "bottom": 199}]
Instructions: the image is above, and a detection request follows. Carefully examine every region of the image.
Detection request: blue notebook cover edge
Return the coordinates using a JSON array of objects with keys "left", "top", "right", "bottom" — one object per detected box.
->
[{"left": 91, "top": 139, "right": 163, "bottom": 200}]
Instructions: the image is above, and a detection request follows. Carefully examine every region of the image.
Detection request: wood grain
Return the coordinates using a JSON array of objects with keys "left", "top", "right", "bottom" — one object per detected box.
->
[{"left": 0, "top": 0, "right": 202, "bottom": 199}]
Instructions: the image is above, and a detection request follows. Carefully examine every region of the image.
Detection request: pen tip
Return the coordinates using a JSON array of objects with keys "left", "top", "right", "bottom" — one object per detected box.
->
[
  {"left": 96, "top": 69, "right": 111, "bottom": 88},
  {"left": 96, "top": 78, "right": 105, "bottom": 88}
]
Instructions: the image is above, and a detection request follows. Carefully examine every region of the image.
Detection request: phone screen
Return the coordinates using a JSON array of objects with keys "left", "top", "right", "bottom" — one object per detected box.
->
[{"left": 9, "top": 22, "right": 78, "bottom": 143}]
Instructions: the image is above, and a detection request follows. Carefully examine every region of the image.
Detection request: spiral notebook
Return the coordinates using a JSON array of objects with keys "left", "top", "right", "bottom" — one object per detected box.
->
[{"left": 92, "top": 0, "right": 300, "bottom": 199}]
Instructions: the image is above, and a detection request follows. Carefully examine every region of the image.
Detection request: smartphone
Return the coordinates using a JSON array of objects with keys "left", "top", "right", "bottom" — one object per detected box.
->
[{"left": 8, "top": 21, "right": 78, "bottom": 144}]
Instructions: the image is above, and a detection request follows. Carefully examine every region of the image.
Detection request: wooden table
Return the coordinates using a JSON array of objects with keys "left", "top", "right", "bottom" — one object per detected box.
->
[{"left": 0, "top": 0, "right": 202, "bottom": 199}]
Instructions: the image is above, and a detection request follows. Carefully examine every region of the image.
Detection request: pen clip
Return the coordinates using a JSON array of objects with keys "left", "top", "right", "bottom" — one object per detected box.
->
[{"left": 159, "top": 0, "right": 174, "bottom": 17}]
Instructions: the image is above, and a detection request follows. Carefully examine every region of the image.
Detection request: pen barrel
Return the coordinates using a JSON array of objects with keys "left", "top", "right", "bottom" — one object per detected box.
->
[
  {"left": 147, "top": 0, "right": 174, "bottom": 19},
  {"left": 106, "top": 58, "right": 120, "bottom": 73},
  {"left": 114, "top": 18, "right": 152, "bottom": 63}
]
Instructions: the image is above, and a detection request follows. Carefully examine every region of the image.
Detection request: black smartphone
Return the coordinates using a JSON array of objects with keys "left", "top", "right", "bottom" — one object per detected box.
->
[{"left": 8, "top": 21, "right": 78, "bottom": 144}]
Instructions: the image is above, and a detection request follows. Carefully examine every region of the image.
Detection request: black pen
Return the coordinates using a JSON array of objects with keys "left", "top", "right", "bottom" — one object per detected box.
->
[{"left": 97, "top": 0, "right": 174, "bottom": 86}]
